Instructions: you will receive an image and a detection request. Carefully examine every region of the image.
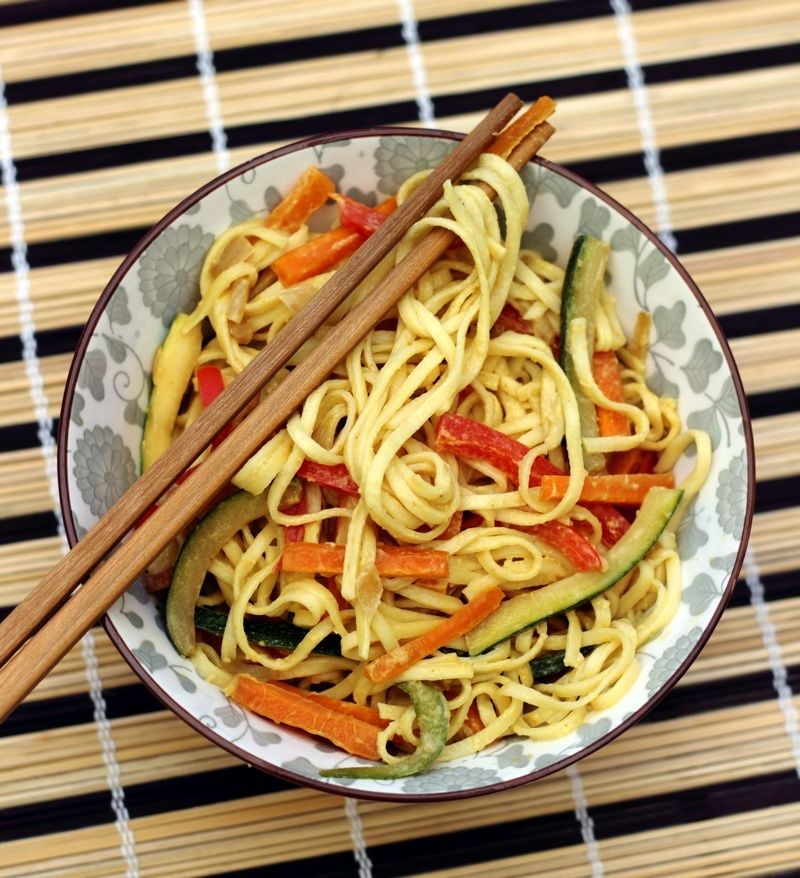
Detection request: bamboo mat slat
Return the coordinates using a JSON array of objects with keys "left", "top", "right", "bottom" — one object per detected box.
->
[{"left": 0, "top": 1, "right": 798, "bottom": 877}]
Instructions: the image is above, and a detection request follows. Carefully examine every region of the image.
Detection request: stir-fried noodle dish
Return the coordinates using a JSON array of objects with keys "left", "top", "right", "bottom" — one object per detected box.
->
[{"left": 143, "top": 150, "right": 710, "bottom": 778}]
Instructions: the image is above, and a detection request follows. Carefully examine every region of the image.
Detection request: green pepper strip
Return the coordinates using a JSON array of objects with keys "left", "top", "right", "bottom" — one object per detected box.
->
[{"left": 320, "top": 681, "right": 448, "bottom": 779}]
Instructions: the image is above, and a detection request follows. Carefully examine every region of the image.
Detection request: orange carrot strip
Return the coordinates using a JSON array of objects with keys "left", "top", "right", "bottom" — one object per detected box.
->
[
  {"left": 273, "top": 227, "right": 362, "bottom": 286},
  {"left": 269, "top": 681, "right": 389, "bottom": 729},
  {"left": 265, "top": 167, "right": 336, "bottom": 233},
  {"left": 540, "top": 473, "right": 675, "bottom": 505},
  {"left": 608, "top": 447, "right": 658, "bottom": 475},
  {"left": 273, "top": 197, "right": 397, "bottom": 286},
  {"left": 228, "top": 675, "right": 381, "bottom": 760},
  {"left": 364, "top": 586, "right": 504, "bottom": 685},
  {"left": 592, "top": 351, "right": 629, "bottom": 436},
  {"left": 281, "top": 542, "right": 449, "bottom": 579},
  {"left": 488, "top": 96, "right": 557, "bottom": 159}
]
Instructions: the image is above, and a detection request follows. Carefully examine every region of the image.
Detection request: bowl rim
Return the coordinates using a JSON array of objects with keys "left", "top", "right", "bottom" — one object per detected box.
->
[{"left": 57, "top": 125, "right": 755, "bottom": 802}]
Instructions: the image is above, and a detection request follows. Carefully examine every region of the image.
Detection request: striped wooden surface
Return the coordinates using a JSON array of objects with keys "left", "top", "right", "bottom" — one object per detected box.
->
[{"left": 0, "top": 0, "right": 798, "bottom": 875}]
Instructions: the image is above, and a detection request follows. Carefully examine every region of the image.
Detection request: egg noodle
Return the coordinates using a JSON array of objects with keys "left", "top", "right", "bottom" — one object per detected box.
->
[{"left": 150, "top": 153, "right": 711, "bottom": 764}]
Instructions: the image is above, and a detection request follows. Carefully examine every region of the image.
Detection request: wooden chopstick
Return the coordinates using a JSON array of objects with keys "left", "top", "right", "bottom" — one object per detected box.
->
[{"left": 0, "top": 96, "right": 554, "bottom": 721}]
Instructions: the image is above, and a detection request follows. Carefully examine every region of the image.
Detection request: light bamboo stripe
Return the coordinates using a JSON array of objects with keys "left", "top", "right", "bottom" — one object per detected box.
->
[
  {"left": 434, "top": 64, "right": 800, "bottom": 164},
  {"left": 647, "top": 63, "right": 800, "bottom": 150},
  {"left": 751, "top": 412, "right": 800, "bottom": 482},
  {"left": 598, "top": 804, "right": 800, "bottom": 877},
  {"left": 0, "top": 0, "right": 538, "bottom": 84},
  {"left": 631, "top": 0, "right": 798, "bottom": 66},
  {"left": 0, "top": 537, "right": 63, "bottom": 608},
  {"left": 681, "top": 237, "right": 800, "bottom": 316},
  {"left": 4, "top": 0, "right": 796, "bottom": 164},
  {"left": 0, "top": 352, "right": 69, "bottom": 426},
  {"left": 21, "top": 626, "right": 138, "bottom": 702},
  {"left": 679, "top": 597, "right": 800, "bottom": 686},
  {"left": 750, "top": 507, "right": 800, "bottom": 576},
  {"left": 0, "top": 447, "right": 51, "bottom": 518},
  {"left": 418, "top": 0, "right": 798, "bottom": 102},
  {"left": 412, "top": 803, "right": 800, "bottom": 877},
  {"left": 0, "top": 256, "right": 129, "bottom": 334},
  {"left": 729, "top": 327, "right": 800, "bottom": 395},
  {"left": 3, "top": 58, "right": 798, "bottom": 248},
  {"left": 604, "top": 153, "right": 800, "bottom": 232}
]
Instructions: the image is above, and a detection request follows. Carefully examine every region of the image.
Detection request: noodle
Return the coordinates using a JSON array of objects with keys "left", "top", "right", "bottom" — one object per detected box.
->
[{"left": 150, "top": 153, "right": 711, "bottom": 768}]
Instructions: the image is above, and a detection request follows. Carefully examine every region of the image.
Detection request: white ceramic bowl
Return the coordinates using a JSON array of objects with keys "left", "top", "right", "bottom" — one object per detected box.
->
[{"left": 57, "top": 128, "right": 754, "bottom": 800}]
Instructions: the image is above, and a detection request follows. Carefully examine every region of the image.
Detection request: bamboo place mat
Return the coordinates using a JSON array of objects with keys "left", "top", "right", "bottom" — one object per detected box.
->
[{"left": 0, "top": 1, "right": 799, "bottom": 876}]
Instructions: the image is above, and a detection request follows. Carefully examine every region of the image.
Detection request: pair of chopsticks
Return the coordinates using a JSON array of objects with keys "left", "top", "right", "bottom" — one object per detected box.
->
[{"left": 0, "top": 93, "right": 555, "bottom": 721}]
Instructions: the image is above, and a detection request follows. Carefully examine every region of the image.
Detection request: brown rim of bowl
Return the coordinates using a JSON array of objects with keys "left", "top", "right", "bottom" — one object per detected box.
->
[{"left": 57, "top": 126, "right": 755, "bottom": 802}]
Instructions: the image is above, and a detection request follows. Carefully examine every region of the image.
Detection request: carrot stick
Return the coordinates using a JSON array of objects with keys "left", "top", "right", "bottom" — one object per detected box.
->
[
  {"left": 488, "top": 96, "right": 557, "bottom": 159},
  {"left": 364, "top": 585, "right": 504, "bottom": 685},
  {"left": 273, "top": 227, "right": 363, "bottom": 286},
  {"left": 540, "top": 473, "right": 675, "bottom": 505},
  {"left": 592, "top": 351, "right": 629, "bottom": 436},
  {"left": 265, "top": 167, "right": 336, "bottom": 233},
  {"left": 227, "top": 675, "right": 381, "bottom": 760},
  {"left": 281, "top": 542, "right": 449, "bottom": 579},
  {"left": 273, "top": 197, "right": 397, "bottom": 286},
  {"left": 268, "top": 680, "right": 389, "bottom": 729},
  {"left": 608, "top": 447, "right": 658, "bottom": 475}
]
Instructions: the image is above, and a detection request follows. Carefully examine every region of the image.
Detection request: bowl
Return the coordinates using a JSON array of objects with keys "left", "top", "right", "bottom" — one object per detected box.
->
[{"left": 57, "top": 127, "right": 754, "bottom": 800}]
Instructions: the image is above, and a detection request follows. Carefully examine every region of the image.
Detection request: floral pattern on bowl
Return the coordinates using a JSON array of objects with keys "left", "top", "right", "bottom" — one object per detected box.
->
[{"left": 58, "top": 130, "right": 753, "bottom": 800}]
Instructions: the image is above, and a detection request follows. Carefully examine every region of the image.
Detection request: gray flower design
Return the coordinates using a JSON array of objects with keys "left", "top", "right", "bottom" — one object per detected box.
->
[
  {"left": 716, "top": 456, "right": 747, "bottom": 536},
  {"left": 138, "top": 224, "right": 213, "bottom": 327},
  {"left": 647, "top": 628, "right": 702, "bottom": 695},
  {"left": 576, "top": 716, "right": 612, "bottom": 746},
  {"left": 71, "top": 391, "right": 86, "bottom": 427},
  {"left": 685, "top": 338, "right": 723, "bottom": 393},
  {"left": 133, "top": 640, "right": 168, "bottom": 673},
  {"left": 676, "top": 501, "right": 708, "bottom": 559},
  {"left": 637, "top": 248, "right": 670, "bottom": 289},
  {"left": 521, "top": 223, "right": 557, "bottom": 263},
  {"left": 577, "top": 198, "right": 610, "bottom": 238},
  {"left": 374, "top": 136, "right": 454, "bottom": 194},
  {"left": 73, "top": 425, "right": 136, "bottom": 516},
  {"left": 684, "top": 573, "right": 719, "bottom": 615},
  {"left": 402, "top": 765, "right": 499, "bottom": 793},
  {"left": 496, "top": 742, "right": 530, "bottom": 769}
]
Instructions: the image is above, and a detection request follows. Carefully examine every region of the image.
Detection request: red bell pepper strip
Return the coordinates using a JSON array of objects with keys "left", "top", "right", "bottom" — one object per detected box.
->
[
  {"left": 296, "top": 460, "right": 360, "bottom": 496},
  {"left": 195, "top": 364, "right": 233, "bottom": 447},
  {"left": 580, "top": 501, "right": 630, "bottom": 548},
  {"left": 195, "top": 365, "right": 226, "bottom": 408},
  {"left": 434, "top": 413, "right": 561, "bottom": 485},
  {"left": 335, "top": 195, "right": 397, "bottom": 236},
  {"left": 281, "top": 492, "right": 308, "bottom": 544},
  {"left": 493, "top": 302, "right": 532, "bottom": 335},
  {"left": 608, "top": 447, "right": 658, "bottom": 475},
  {"left": 516, "top": 520, "right": 603, "bottom": 572}
]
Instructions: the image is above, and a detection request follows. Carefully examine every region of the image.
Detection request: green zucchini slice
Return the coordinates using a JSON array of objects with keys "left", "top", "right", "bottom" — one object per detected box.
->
[
  {"left": 559, "top": 234, "right": 610, "bottom": 473},
  {"left": 166, "top": 489, "right": 269, "bottom": 657},
  {"left": 465, "top": 486, "right": 683, "bottom": 655}
]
